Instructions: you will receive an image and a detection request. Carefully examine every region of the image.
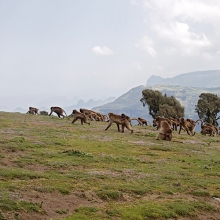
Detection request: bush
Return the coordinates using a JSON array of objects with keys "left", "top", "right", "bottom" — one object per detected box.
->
[{"left": 40, "top": 111, "right": 48, "bottom": 116}]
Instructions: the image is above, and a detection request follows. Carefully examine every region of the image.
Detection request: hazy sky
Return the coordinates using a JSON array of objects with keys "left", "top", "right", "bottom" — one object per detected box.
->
[{"left": 1, "top": 0, "right": 220, "bottom": 100}]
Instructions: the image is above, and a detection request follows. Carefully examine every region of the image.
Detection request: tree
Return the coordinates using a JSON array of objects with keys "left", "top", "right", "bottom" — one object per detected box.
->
[
  {"left": 195, "top": 93, "right": 220, "bottom": 126},
  {"left": 140, "top": 89, "right": 184, "bottom": 119}
]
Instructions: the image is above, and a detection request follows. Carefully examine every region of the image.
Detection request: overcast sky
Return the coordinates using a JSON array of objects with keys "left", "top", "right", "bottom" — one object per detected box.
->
[{"left": 1, "top": 0, "right": 220, "bottom": 100}]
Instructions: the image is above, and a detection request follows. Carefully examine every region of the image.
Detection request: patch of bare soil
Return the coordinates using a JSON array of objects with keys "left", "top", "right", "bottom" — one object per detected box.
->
[
  {"left": 9, "top": 190, "right": 218, "bottom": 220},
  {"left": 15, "top": 190, "right": 106, "bottom": 220}
]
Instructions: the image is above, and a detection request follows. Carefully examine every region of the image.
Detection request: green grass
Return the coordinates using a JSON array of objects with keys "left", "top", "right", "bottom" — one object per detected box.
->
[{"left": 0, "top": 111, "right": 219, "bottom": 219}]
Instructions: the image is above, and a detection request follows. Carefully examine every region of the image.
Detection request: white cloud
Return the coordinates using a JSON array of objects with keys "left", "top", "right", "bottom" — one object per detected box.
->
[
  {"left": 143, "top": 0, "right": 220, "bottom": 23},
  {"left": 92, "top": 46, "right": 115, "bottom": 56},
  {"left": 135, "top": 36, "right": 157, "bottom": 57},
  {"left": 154, "top": 22, "right": 212, "bottom": 56},
  {"left": 136, "top": 0, "right": 219, "bottom": 58}
]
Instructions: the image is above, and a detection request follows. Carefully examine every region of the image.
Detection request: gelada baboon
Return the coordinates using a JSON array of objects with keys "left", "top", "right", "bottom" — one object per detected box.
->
[
  {"left": 71, "top": 109, "right": 90, "bottom": 125},
  {"left": 156, "top": 120, "right": 173, "bottom": 141},
  {"left": 178, "top": 117, "right": 198, "bottom": 136},
  {"left": 168, "top": 117, "right": 180, "bottom": 131},
  {"left": 137, "top": 117, "right": 148, "bottom": 126},
  {"left": 27, "top": 107, "right": 39, "bottom": 115},
  {"left": 49, "top": 106, "right": 68, "bottom": 118},
  {"left": 80, "top": 108, "right": 107, "bottom": 122},
  {"left": 199, "top": 119, "right": 217, "bottom": 136},
  {"left": 153, "top": 116, "right": 171, "bottom": 130},
  {"left": 130, "top": 118, "right": 143, "bottom": 125},
  {"left": 105, "top": 113, "right": 133, "bottom": 133}
]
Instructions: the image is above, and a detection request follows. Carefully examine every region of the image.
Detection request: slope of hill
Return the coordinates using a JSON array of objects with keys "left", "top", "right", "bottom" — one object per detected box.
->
[
  {"left": 0, "top": 112, "right": 219, "bottom": 219},
  {"left": 93, "top": 85, "right": 220, "bottom": 122},
  {"left": 147, "top": 70, "right": 220, "bottom": 87}
]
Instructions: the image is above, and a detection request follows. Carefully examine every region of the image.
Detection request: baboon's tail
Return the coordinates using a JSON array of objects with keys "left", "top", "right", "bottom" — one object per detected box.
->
[
  {"left": 130, "top": 118, "right": 142, "bottom": 125},
  {"left": 63, "top": 110, "right": 69, "bottom": 119}
]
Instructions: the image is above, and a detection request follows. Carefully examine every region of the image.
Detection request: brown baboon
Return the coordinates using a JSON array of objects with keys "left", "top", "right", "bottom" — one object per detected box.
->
[
  {"left": 103, "top": 115, "right": 108, "bottom": 122},
  {"left": 199, "top": 120, "right": 217, "bottom": 136},
  {"left": 186, "top": 118, "right": 197, "bottom": 124},
  {"left": 27, "top": 107, "right": 39, "bottom": 115},
  {"left": 90, "top": 112, "right": 102, "bottom": 121},
  {"left": 49, "top": 106, "right": 68, "bottom": 118},
  {"left": 178, "top": 117, "right": 198, "bottom": 136},
  {"left": 156, "top": 121, "right": 173, "bottom": 141},
  {"left": 168, "top": 117, "right": 180, "bottom": 131},
  {"left": 153, "top": 116, "right": 171, "bottom": 130},
  {"left": 130, "top": 118, "right": 143, "bottom": 125},
  {"left": 80, "top": 108, "right": 106, "bottom": 121},
  {"left": 105, "top": 113, "right": 133, "bottom": 133},
  {"left": 71, "top": 109, "right": 90, "bottom": 125},
  {"left": 205, "top": 123, "right": 219, "bottom": 135},
  {"left": 137, "top": 117, "right": 148, "bottom": 126}
]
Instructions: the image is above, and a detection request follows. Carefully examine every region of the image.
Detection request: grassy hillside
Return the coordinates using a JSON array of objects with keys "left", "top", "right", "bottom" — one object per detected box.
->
[
  {"left": 93, "top": 85, "right": 220, "bottom": 122},
  {"left": 0, "top": 112, "right": 219, "bottom": 220}
]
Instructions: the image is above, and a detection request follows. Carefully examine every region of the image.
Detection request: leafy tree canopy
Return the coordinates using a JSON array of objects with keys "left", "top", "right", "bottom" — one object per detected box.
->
[
  {"left": 140, "top": 89, "right": 184, "bottom": 119},
  {"left": 195, "top": 93, "right": 220, "bottom": 126}
]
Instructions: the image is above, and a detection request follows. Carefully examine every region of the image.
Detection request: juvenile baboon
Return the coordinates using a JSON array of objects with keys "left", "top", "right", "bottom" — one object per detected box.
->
[
  {"left": 27, "top": 107, "right": 39, "bottom": 115},
  {"left": 49, "top": 106, "right": 68, "bottom": 118},
  {"left": 71, "top": 109, "right": 90, "bottom": 125},
  {"left": 153, "top": 116, "right": 171, "bottom": 130},
  {"left": 156, "top": 120, "right": 173, "bottom": 141},
  {"left": 178, "top": 117, "right": 198, "bottom": 136},
  {"left": 137, "top": 117, "right": 148, "bottom": 126},
  {"left": 105, "top": 112, "right": 133, "bottom": 133}
]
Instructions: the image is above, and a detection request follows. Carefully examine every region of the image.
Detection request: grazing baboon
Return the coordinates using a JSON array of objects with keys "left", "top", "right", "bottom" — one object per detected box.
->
[
  {"left": 178, "top": 117, "right": 198, "bottom": 136},
  {"left": 199, "top": 120, "right": 217, "bottom": 136},
  {"left": 71, "top": 109, "right": 90, "bottom": 125},
  {"left": 27, "top": 107, "right": 39, "bottom": 115},
  {"left": 156, "top": 121, "right": 173, "bottom": 141},
  {"left": 153, "top": 116, "right": 171, "bottom": 130},
  {"left": 105, "top": 113, "right": 133, "bottom": 133},
  {"left": 49, "top": 106, "right": 68, "bottom": 118},
  {"left": 137, "top": 117, "right": 148, "bottom": 126}
]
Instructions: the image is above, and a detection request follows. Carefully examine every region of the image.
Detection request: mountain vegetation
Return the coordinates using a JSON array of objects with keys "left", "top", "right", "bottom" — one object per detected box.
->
[
  {"left": 195, "top": 93, "right": 220, "bottom": 126},
  {"left": 140, "top": 89, "right": 184, "bottom": 119},
  {"left": 93, "top": 85, "right": 220, "bottom": 123},
  {"left": 11, "top": 70, "right": 220, "bottom": 125}
]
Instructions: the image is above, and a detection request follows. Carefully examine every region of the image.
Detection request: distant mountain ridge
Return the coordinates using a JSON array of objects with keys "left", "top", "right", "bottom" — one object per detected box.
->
[
  {"left": 147, "top": 70, "right": 220, "bottom": 87},
  {"left": 13, "top": 97, "right": 116, "bottom": 115},
  {"left": 93, "top": 85, "right": 220, "bottom": 124}
]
